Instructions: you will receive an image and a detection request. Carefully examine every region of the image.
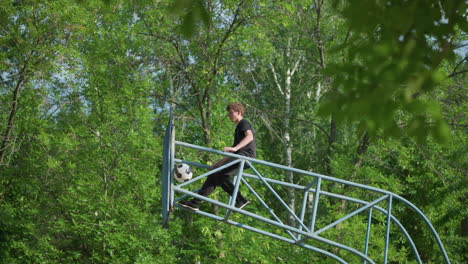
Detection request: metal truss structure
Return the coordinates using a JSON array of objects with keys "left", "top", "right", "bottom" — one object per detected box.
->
[{"left": 162, "top": 110, "right": 451, "bottom": 264}]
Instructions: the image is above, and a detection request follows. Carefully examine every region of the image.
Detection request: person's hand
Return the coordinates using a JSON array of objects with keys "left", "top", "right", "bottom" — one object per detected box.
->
[{"left": 223, "top": 147, "right": 237, "bottom": 153}]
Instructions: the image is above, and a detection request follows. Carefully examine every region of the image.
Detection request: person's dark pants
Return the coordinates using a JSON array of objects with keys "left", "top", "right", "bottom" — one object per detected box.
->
[{"left": 194, "top": 158, "right": 248, "bottom": 205}]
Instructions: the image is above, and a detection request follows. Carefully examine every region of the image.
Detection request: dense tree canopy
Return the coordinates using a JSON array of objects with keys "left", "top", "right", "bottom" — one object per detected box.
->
[{"left": 1, "top": 0, "right": 466, "bottom": 263}]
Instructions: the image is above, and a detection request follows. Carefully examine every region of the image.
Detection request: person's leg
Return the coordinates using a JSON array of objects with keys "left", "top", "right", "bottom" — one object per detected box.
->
[
  {"left": 218, "top": 166, "right": 250, "bottom": 208},
  {"left": 199, "top": 158, "right": 239, "bottom": 197},
  {"left": 179, "top": 172, "right": 220, "bottom": 210},
  {"left": 179, "top": 164, "right": 234, "bottom": 210},
  {"left": 198, "top": 172, "right": 224, "bottom": 197},
  {"left": 180, "top": 158, "right": 249, "bottom": 210},
  {"left": 220, "top": 179, "right": 249, "bottom": 208}
]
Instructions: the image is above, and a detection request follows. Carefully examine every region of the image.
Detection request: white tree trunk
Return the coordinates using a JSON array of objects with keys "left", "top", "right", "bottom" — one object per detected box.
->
[
  {"left": 284, "top": 38, "right": 296, "bottom": 226},
  {"left": 269, "top": 37, "right": 302, "bottom": 227}
]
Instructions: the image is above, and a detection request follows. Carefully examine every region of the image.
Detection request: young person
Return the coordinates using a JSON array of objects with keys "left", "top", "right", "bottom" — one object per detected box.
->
[{"left": 179, "top": 102, "right": 256, "bottom": 210}]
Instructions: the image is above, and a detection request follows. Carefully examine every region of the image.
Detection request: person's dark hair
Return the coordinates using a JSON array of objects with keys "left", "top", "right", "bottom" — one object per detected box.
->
[{"left": 226, "top": 102, "right": 245, "bottom": 116}]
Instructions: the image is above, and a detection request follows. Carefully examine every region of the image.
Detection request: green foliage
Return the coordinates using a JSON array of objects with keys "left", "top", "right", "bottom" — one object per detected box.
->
[
  {"left": 321, "top": 0, "right": 466, "bottom": 144},
  {"left": 0, "top": 0, "right": 465, "bottom": 263},
  {"left": 170, "top": 0, "right": 211, "bottom": 38},
  {"left": 328, "top": 134, "right": 467, "bottom": 263}
]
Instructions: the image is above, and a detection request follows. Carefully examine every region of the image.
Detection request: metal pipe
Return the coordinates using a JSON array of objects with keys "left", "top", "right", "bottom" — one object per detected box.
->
[
  {"left": 173, "top": 141, "right": 448, "bottom": 263},
  {"left": 363, "top": 208, "right": 372, "bottom": 264},
  {"left": 174, "top": 187, "right": 376, "bottom": 264}
]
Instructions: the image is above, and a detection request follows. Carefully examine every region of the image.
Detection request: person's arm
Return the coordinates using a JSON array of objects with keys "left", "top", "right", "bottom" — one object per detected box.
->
[
  {"left": 211, "top": 130, "right": 254, "bottom": 169},
  {"left": 223, "top": 129, "right": 254, "bottom": 153}
]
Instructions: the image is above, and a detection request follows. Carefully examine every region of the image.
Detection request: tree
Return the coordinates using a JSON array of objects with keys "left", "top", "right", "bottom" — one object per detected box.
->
[
  {"left": 173, "top": 0, "right": 467, "bottom": 144},
  {"left": 0, "top": 0, "right": 465, "bottom": 262},
  {"left": 320, "top": 0, "right": 467, "bottom": 143},
  {"left": 0, "top": 0, "right": 76, "bottom": 164}
]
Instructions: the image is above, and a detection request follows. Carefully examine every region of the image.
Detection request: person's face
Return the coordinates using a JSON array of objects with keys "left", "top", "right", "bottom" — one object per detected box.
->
[{"left": 227, "top": 110, "right": 242, "bottom": 122}]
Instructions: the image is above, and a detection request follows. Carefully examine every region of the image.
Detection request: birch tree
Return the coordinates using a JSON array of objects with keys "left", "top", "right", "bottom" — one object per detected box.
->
[{"left": 268, "top": 37, "right": 303, "bottom": 225}]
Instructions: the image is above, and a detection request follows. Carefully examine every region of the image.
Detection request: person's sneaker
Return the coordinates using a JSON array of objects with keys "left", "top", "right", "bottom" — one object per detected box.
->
[
  {"left": 235, "top": 200, "right": 249, "bottom": 210},
  {"left": 179, "top": 200, "right": 200, "bottom": 211}
]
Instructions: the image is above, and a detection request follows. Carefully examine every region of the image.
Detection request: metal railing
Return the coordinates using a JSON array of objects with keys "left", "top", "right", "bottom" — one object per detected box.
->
[{"left": 161, "top": 113, "right": 451, "bottom": 264}]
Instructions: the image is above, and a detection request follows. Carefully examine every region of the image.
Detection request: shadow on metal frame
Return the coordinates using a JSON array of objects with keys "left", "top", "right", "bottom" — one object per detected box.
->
[{"left": 161, "top": 110, "right": 451, "bottom": 264}]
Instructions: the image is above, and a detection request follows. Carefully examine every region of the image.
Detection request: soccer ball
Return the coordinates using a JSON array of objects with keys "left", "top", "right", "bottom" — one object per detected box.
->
[{"left": 174, "top": 163, "right": 193, "bottom": 183}]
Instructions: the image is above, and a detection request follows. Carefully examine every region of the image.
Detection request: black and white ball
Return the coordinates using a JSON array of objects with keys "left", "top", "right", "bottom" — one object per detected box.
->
[{"left": 174, "top": 163, "right": 193, "bottom": 183}]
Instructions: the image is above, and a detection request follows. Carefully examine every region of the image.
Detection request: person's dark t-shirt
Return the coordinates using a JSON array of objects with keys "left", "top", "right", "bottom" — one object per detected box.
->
[{"left": 233, "top": 119, "right": 256, "bottom": 158}]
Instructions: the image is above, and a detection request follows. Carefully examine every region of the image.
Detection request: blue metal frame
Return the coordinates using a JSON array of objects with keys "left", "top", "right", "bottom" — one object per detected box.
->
[
  {"left": 161, "top": 114, "right": 451, "bottom": 263},
  {"left": 161, "top": 109, "right": 173, "bottom": 227}
]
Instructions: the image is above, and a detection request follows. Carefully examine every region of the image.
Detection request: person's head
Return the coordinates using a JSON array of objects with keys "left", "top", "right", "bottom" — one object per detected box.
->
[
  {"left": 226, "top": 102, "right": 245, "bottom": 116},
  {"left": 226, "top": 102, "right": 245, "bottom": 123}
]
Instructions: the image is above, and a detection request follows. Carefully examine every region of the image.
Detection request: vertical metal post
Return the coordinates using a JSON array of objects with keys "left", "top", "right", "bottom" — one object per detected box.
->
[
  {"left": 162, "top": 108, "right": 174, "bottom": 227},
  {"left": 384, "top": 195, "right": 392, "bottom": 264},
  {"left": 309, "top": 178, "right": 321, "bottom": 232},
  {"left": 224, "top": 160, "right": 245, "bottom": 221},
  {"left": 363, "top": 208, "right": 373, "bottom": 264},
  {"left": 169, "top": 113, "right": 175, "bottom": 212},
  {"left": 297, "top": 188, "right": 310, "bottom": 240}
]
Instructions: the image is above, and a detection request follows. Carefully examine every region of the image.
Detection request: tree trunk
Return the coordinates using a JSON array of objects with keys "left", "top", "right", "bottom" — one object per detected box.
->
[
  {"left": 284, "top": 64, "right": 294, "bottom": 226},
  {"left": 354, "top": 132, "right": 370, "bottom": 168},
  {"left": 313, "top": 0, "right": 336, "bottom": 176},
  {"left": 0, "top": 67, "right": 27, "bottom": 165},
  {"left": 269, "top": 36, "right": 302, "bottom": 226},
  {"left": 325, "top": 117, "right": 336, "bottom": 175}
]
